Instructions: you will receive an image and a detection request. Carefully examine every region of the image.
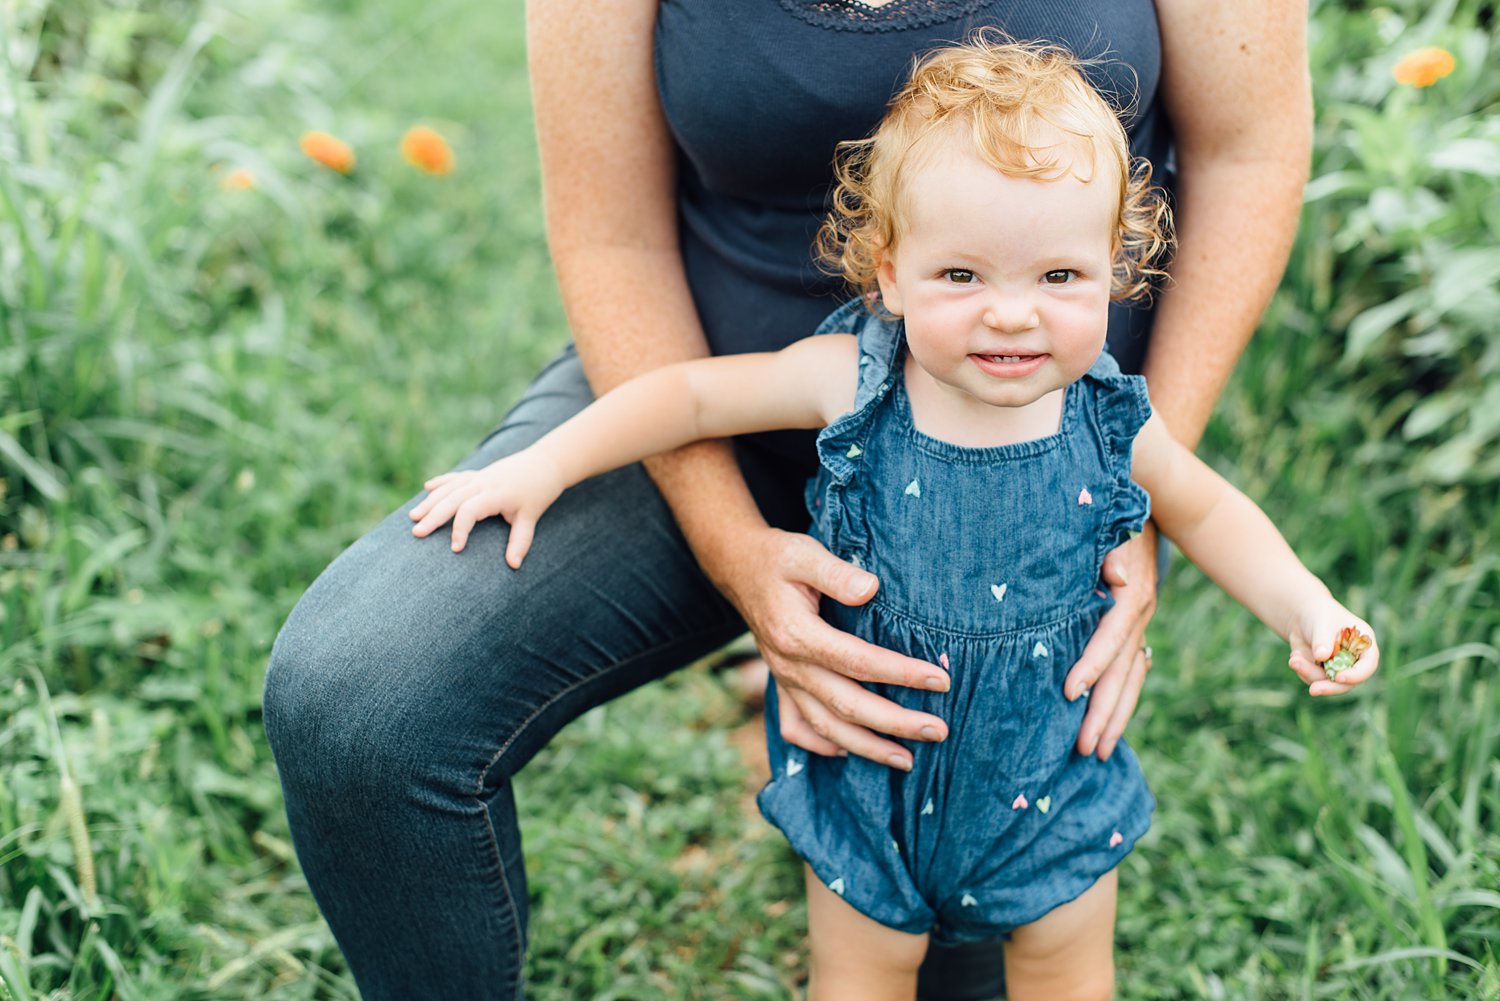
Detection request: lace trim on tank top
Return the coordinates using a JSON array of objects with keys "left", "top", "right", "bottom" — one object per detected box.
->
[{"left": 778, "top": 0, "right": 994, "bottom": 33}]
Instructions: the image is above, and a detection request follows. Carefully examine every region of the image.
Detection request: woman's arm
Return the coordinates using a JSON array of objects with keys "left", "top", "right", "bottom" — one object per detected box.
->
[
  {"left": 1130, "top": 414, "right": 1379, "bottom": 694},
  {"left": 1064, "top": 0, "right": 1314, "bottom": 758},
  {"left": 523, "top": 1, "right": 952, "bottom": 769}
]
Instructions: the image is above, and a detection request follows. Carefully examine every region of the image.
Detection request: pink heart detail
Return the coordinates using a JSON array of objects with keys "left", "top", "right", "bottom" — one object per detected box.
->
[
  {"left": 939, "top": 653, "right": 950, "bottom": 670},
  {"left": 1078, "top": 487, "right": 1093, "bottom": 505},
  {"left": 1110, "top": 831, "right": 1124, "bottom": 848},
  {"left": 1011, "top": 793, "right": 1028, "bottom": 810}
]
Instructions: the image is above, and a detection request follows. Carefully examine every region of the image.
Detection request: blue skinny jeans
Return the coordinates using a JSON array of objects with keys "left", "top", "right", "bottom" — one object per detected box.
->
[{"left": 261, "top": 343, "right": 1008, "bottom": 1000}]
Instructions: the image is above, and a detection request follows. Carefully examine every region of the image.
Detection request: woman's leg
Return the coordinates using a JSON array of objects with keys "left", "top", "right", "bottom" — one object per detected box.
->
[
  {"left": 999, "top": 869, "right": 1119, "bottom": 1001},
  {"left": 261, "top": 344, "right": 751, "bottom": 1000},
  {"left": 804, "top": 864, "right": 931, "bottom": 1001}
]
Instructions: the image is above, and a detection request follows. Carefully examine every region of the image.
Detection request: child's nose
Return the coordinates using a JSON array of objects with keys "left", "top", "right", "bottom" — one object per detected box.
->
[{"left": 982, "top": 291, "right": 1040, "bottom": 333}]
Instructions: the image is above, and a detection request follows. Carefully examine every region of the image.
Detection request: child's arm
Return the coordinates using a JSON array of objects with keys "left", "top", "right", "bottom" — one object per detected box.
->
[
  {"left": 409, "top": 334, "right": 859, "bottom": 567},
  {"left": 1130, "top": 414, "right": 1379, "bottom": 696}
]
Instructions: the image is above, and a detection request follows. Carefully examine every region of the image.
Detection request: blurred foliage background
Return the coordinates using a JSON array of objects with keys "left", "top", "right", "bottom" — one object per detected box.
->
[{"left": 1, "top": 0, "right": 1497, "bottom": 997}]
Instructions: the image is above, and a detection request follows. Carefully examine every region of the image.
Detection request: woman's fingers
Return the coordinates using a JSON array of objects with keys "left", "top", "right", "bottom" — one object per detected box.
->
[
  {"left": 770, "top": 679, "right": 846, "bottom": 758},
  {"left": 780, "top": 673, "right": 935, "bottom": 771},
  {"left": 1092, "top": 646, "right": 1150, "bottom": 760}
]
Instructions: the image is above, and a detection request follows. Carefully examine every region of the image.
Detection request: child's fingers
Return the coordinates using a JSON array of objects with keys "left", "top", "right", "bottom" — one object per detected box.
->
[
  {"left": 1287, "top": 649, "right": 1323, "bottom": 686},
  {"left": 411, "top": 478, "right": 462, "bottom": 521},
  {"left": 504, "top": 517, "right": 535, "bottom": 570},
  {"left": 449, "top": 500, "right": 486, "bottom": 553},
  {"left": 423, "top": 472, "right": 460, "bottom": 490},
  {"left": 411, "top": 488, "right": 471, "bottom": 538}
]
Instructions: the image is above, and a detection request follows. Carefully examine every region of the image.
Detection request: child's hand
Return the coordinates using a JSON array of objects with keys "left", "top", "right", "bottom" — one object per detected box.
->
[
  {"left": 1287, "top": 601, "right": 1379, "bottom": 697},
  {"left": 409, "top": 449, "right": 565, "bottom": 569}
]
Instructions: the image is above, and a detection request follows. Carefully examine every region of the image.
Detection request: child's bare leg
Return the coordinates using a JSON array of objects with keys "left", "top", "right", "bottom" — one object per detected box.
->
[
  {"left": 803, "top": 863, "right": 930, "bottom": 1001},
  {"left": 1001, "top": 866, "right": 1119, "bottom": 1001}
]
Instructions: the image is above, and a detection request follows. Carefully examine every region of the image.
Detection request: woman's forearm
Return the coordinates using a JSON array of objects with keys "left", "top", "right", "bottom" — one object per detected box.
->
[
  {"left": 529, "top": 0, "right": 771, "bottom": 586},
  {"left": 1147, "top": 0, "right": 1313, "bottom": 449},
  {"left": 1139, "top": 152, "right": 1309, "bottom": 448}
]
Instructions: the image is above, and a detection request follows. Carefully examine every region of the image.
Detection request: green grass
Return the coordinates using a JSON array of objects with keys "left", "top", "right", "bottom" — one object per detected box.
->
[{"left": 1, "top": 0, "right": 1497, "bottom": 998}]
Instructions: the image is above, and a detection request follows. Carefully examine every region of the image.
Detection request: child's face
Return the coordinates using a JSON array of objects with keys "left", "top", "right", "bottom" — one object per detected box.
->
[{"left": 875, "top": 137, "right": 1116, "bottom": 416}]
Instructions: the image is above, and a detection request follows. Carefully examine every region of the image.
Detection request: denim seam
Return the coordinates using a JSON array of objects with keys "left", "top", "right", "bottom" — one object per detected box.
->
[
  {"left": 471, "top": 619, "right": 742, "bottom": 993},
  {"left": 866, "top": 594, "right": 1098, "bottom": 640}
]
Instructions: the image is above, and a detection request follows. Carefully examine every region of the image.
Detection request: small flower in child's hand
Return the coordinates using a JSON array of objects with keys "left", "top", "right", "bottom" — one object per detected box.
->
[
  {"left": 401, "top": 125, "right": 455, "bottom": 175},
  {"left": 301, "top": 131, "right": 356, "bottom": 173},
  {"left": 1320, "top": 626, "right": 1372, "bottom": 681}
]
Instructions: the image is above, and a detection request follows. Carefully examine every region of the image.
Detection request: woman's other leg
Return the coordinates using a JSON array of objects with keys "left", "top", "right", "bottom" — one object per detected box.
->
[
  {"left": 804, "top": 864, "right": 931, "bottom": 1001},
  {"left": 261, "top": 344, "right": 750, "bottom": 1000},
  {"left": 999, "top": 868, "right": 1119, "bottom": 1001}
]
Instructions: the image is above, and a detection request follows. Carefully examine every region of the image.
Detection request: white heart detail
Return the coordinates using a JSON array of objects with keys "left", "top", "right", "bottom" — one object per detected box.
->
[
  {"left": 905, "top": 478, "right": 921, "bottom": 497},
  {"left": 1036, "top": 796, "right": 1052, "bottom": 814},
  {"left": 786, "top": 759, "right": 804, "bottom": 777},
  {"left": 921, "top": 799, "right": 934, "bottom": 816},
  {"left": 829, "top": 877, "right": 845, "bottom": 896},
  {"left": 961, "top": 892, "right": 977, "bottom": 907},
  {"left": 846, "top": 444, "right": 863, "bottom": 458},
  {"left": 1033, "top": 641, "right": 1049, "bottom": 658},
  {"left": 990, "top": 583, "right": 1007, "bottom": 602}
]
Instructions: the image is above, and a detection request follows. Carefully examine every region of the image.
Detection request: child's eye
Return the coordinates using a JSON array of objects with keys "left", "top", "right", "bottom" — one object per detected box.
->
[
  {"left": 943, "top": 269, "right": 976, "bottom": 285},
  {"left": 1043, "top": 270, "right": 1075, "bottom": 285}
]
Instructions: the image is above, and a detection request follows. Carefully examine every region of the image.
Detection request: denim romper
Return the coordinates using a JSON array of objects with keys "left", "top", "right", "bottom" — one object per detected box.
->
[{"left": 757, "top": 299, "right": 1158, "bottom": 945}]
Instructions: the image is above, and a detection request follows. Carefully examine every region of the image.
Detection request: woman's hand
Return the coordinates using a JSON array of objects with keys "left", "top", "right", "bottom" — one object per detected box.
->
[
  {"left": 709, "top": 524, "right": 953, "bottom": 771},
  {"left": 409, "top": 449, "right": 565, "bottom": 568},
  {"left": 1287, "top": 602, "right": 1378, "bottom": 697},
  {"left": 1063, "top": 523, "right": 1160, "bottom": 761}
]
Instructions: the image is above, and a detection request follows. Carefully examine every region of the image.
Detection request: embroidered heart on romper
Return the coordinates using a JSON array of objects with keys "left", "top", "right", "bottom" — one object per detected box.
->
[
  {"left": 961, "top": 892, "right": 978, "bottom": 907},
  {"left": 829, "top": 878, "right": 845, "bottom": 896},
  {"left": 1036, "top": 796, "right": 1052, "bottom": 814},
  {"left": 1110, "top": 831, "right": 1124, "bottom": 848},
  {"left": 1012, "top": 793, "right": 1028, "bottom": 810},
  {"left": 847, "top": 444, "right": 863, "bottom": 458},
  {"left": 990, "top": 583, "right": 1007, "bottom": 602},
  {"left": 786, "top": 759, "right": 804, "bottom": 777},
  {"left": 1079, "top": 487, "right": 1093, "bottom": 505},
  {"left": 922, "top": 799, "right": 934, "bottom": 816},
  {"left": 905, "top": 478, "right": 921, "bottom": 497},
  {"left": 939, "top": 652, "right": 950, "bottom": 670},
  {"left": 1033, "top": 641, "right": 1049, "bottom": 658}
]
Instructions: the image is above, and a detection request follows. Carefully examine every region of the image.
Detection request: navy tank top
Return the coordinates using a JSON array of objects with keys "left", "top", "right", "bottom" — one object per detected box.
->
[{"left": 652, "top": 0, "right": 1172, "bottom": 522}]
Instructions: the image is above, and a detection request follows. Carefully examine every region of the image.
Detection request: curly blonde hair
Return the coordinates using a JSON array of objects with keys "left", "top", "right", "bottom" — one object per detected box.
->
[{"left": 817, "top": 31, "right": 1173, "bottom": 304}]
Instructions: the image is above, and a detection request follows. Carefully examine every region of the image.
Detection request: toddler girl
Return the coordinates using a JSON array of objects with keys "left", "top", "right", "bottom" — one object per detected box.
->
[{"left": 408, "top": 35, "right": 1378, "bottom": 1001}]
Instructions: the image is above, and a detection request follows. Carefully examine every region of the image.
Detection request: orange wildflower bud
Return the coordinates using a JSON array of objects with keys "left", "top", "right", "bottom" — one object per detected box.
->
[
  {"left": 300, "top": 131, "right": 356, "bottom": 174},
  {"left": 401, "top": 125, "right": 455, "bottom": 175},
  {"left": 220, "top": 167, "right": 256, "bottom": 190},
  {"left": 1392, "top": 47, "right": 1456, "bottom": 88}
]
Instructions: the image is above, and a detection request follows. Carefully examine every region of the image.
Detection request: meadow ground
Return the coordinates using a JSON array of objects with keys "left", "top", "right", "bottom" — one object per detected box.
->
[{"left": 2, "top": 0, "right": 1498, "bottom": 998}]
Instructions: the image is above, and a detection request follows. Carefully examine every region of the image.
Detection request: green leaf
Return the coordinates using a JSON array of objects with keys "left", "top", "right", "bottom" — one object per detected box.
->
[{"left": 1345, "top": 289, "right": 1424, "bottom": 362}]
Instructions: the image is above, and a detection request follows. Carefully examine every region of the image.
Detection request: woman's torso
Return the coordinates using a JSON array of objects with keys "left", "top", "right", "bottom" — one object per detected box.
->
[{"left": 655, "top": 0, "right": 1169, "bottom": 363}]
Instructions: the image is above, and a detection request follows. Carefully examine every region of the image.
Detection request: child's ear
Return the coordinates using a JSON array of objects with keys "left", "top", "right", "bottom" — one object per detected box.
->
[{"left": 875, "top": 251, "right": 904, "bottom": 316}]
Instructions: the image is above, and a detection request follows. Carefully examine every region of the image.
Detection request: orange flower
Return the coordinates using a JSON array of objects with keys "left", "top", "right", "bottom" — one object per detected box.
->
[
  {"left": 300, "top": 131, "right": 356, "bottom": 173},
  {"left": 220, "top": 167, "right": 256, "bottom": 190},
  {"left": 401, "top": 125, "right": 454, "bottom": 175},
  {"left": 1392, "top": 47, "right": 1455, "bottom": 88}
]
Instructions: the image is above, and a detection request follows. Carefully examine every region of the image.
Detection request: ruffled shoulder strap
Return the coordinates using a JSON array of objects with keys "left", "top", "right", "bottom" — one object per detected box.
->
[
  {"left": 1080, "top": 349, "right": 1153, "bottom": 562},
  {"left": 1081, "top": 348, "right": 1152, "bottom": 450},
  {"left": 811, "top": 297, "right": 903, "bottom": 484},
  {"left": 813, "top": 296, "right": 904, "bottom": 411}
]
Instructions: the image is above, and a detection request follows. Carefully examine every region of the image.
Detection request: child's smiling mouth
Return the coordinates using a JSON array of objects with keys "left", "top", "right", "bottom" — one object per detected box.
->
[{"left": 969, "top": 352, "right": 1048, "bottom": 377}]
